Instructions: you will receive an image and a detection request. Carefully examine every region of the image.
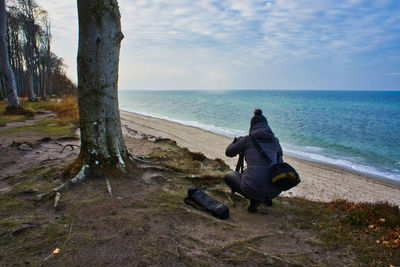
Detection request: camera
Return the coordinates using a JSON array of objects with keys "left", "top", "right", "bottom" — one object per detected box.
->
[{"left": 233, "top": 136, "right": 244, "bottom": 144}]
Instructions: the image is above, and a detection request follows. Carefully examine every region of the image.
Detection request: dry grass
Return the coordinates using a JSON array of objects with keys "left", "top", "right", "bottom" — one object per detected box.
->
[
  {"left": 322, "top": 200, "right": 400, "bottom": 264},
  {"left": 45, "top": 95, "right": 79, "bottom": 123}
]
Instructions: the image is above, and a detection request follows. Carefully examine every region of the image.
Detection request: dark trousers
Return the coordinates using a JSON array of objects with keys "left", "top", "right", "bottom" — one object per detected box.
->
[
  {"left": 224, "top": 171, "right": 244, "bottom": 195},
  {"left": 224, "top": 171, "right": 266, "bottom": 208}
]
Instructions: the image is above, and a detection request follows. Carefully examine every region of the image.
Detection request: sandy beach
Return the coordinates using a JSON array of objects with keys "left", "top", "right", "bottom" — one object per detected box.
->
[{"left": 120, "top": 110, "right": 400, "bottom": 206}]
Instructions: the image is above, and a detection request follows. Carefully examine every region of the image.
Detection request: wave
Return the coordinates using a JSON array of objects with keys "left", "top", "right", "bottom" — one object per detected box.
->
[
  {"left": 283, "top": 146, "right": 400, "bottom": 182},
  {"left": 120, "top": 108, "right": 400, "bottom": 182},
  {"left": 120, "top": 108, "right": 247, "bottom": 137}
]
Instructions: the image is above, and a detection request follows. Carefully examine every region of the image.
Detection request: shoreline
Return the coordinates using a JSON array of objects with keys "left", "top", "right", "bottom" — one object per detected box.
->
[
  {"left": 120, "top": 110, "right": 400, "bottom": 206},
  {"left": 120, "top": 108, "right": 399, "bottom": 183}
]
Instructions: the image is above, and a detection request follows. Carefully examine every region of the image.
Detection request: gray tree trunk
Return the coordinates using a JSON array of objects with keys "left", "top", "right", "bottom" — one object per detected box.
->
[
  {"left": 0, "top": 73, "right": 5, "bottom": 99},
  {"left": 0, "top": 0, "right": 20, "bottom": 108},
  {"left": 77, "top": 0, "right": 128, "bottom": 171}
]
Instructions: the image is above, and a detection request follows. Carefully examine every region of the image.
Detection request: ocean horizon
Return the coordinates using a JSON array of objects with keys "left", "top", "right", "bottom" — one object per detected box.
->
[{"left": 119, "top": 90, "right": 400, "bottom": 182}]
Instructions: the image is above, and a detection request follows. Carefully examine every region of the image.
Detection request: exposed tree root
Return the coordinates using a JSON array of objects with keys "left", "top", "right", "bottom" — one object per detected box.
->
[
  {"left": 106, "top": 179, "right": 113, "bottom": 197},
  {"left": 60, "top": 144, "right": 80, "bottom": 154},
  {"left": 36, "top": 154, "right": 146, "bottom": 209},
  {"left": 37, "top": 165, "right": 89, "bottom": 206},
  {"left": 10, "top": 224, "right": 38, "bottom": 237},
  {"left": 54, "top": 192, "right": 61, "bottom": 209},
  {"left": 128, "top": 154, "right": 150, "bottom": 163}
]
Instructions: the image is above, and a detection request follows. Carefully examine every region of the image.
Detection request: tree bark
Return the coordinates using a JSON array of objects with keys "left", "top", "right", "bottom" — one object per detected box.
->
[
  {"left": 0, "top": 0, "right": 20, "bottom": 108},
  {"left": 77, "top": 0, "right": 128, "bottom": 171}
]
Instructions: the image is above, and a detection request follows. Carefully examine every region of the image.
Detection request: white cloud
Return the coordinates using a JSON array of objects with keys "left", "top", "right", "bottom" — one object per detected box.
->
[{"left": 37, "top": 0, "right": 400, "bottom": 89}]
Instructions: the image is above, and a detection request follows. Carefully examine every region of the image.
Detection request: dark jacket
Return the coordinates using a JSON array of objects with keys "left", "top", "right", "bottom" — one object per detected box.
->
[{"left": 225, "top": 122, "right": 283, "bottom": 201}]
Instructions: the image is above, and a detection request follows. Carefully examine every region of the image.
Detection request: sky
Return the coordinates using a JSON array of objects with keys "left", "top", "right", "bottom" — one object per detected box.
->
[{"left": 38, "top": 0, "right": 400, "bottom": 90}]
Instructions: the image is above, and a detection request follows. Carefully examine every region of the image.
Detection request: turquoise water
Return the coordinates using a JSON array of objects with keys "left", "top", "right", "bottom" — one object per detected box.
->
[{"left": 119, "top": 90, "right": 400, "bottom": 181}]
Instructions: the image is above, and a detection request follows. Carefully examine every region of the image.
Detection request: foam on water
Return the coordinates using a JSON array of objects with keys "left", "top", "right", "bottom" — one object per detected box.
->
[
  {"left": 121, "top": 107, "right": 400, "bottom": 182},
  {"left": 121, "top": 108, "right": 247, "bottom": 138},
  {"left": 119, "top": 90, "right": 400, "bottom": 182},
  {"left": 282, "top": 146, "right": 400, "bottom": 181}
]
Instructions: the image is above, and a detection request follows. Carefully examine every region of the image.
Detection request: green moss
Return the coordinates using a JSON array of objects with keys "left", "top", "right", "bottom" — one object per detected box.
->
[
  {"left": 78, "top": 195, "right": 108, "bottom": 206},
  {"left": 0, "top": 114, "right": 26, "bottom": 125},
  {"left": 0, "top": 196, "right": 32, "bottom": 215},
  {"left": 5, "top": 221, "right": 70, "bottom": 265},
  {"left": 0, "top": 119, "right": 75, "bottom": 137},
  {"left": 0, "top": 217, "right": 25, "bottom": 228},
  {"left": 142, "top": 190, "right": 183, "bottom": 210},
  {"left": 23, "top": 99, "right": 53, "bottom": 111}
]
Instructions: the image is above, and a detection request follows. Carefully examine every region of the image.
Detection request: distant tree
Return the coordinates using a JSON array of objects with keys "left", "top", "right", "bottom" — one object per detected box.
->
[
  {"left": 0, "top": 0, "right": 20, "bottom": 108},
  {"left": 4, "top": 0, "right": 76, "bottom": 99},
  {"left": 5, "top": 8, "right": 24, "bottom": 94},
  {"left": 16, "top": 0, "right": 45, "bottom": 101},
  {"left": 76, "top": 0, "right": 129, "bottom": 175}
]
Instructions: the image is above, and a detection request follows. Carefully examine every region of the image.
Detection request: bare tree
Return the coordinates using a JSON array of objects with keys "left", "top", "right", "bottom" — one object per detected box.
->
[
  {"left": 6, "top": 9, "right": 24, "bottom": 95},
  {"left": 41, "top": 14, "right": 51, "bottom": 97},
  {"left": 0, "top": 0, "right": 20, "bottom": 108},
  {"left": 17, "top": 0, "right": 44, "bottom": 101},
  {"left": 76, "top": 0, "right": 129, "bottom": 175},
  {"left": 5, "top": 0, "right": 76, "bottom": 98}
]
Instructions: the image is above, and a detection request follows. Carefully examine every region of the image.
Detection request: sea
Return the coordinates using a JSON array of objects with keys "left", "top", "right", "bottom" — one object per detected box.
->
[{"left": 119, "top": 90, "right": 400, "bottom": 182}]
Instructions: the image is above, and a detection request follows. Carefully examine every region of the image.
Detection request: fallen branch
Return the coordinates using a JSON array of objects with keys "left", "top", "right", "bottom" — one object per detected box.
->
[
  {"left": 246, "top": 247, "right": 307, "bottom": 267},
  {"left": 43, "top": 223, "right": 73, "bottom": 262}
]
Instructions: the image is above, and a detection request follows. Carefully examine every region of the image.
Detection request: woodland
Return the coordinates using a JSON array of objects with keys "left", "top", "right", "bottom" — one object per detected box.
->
[{"left": 0, "top": 0, "right": 76, "bottom": 106}]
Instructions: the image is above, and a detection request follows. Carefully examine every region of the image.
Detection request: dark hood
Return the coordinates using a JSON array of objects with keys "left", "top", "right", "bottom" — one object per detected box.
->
[{"left": 249, "top": 122, "right": 275, "bottom": 142}]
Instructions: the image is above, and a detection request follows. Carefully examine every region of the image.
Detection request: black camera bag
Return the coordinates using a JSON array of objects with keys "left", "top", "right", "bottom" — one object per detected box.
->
[
  {"left": 249, "top": 135, "right": 300, "bottom": 191},
  {"left": 184, "top": 187, "right": 229, "bottom": 219}
]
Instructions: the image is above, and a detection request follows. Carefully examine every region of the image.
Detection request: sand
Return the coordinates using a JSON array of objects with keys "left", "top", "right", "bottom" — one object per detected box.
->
[{"left": 120, "top": 110, "right": 400, "bottom": 206}]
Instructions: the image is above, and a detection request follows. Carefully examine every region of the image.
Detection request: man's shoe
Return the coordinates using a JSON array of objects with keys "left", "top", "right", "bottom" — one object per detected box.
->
[{"left": 248, "top": 200, "right": 260, "bottom": 213}]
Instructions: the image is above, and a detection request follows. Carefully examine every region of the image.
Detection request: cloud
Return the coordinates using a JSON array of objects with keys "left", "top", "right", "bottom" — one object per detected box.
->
[
  {"left": 38, "top": 0, "right": 400, "bottom": 89},
  {"left": 37, "top": 0, "right": 78, "bottom": 81}
]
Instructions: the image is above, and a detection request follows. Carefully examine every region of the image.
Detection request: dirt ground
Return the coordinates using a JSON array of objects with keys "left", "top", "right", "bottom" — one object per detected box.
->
[{"left": 0, "top": 110, "right": 398, "bottom": 266}]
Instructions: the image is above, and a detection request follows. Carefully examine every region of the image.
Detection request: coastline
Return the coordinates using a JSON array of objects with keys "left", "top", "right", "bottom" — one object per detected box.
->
[{"left": 120, "top": 110, "right": 400, "bottom": 206}]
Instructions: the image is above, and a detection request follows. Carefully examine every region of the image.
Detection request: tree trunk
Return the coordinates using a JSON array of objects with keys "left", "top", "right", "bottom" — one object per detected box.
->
[
  {"left": 77, "top": 0, "right": 128, "bottom": 171},
  {"left": 0, "top": 0, "right": 20, "bottom": 108},
  {"left": 0, "top": 73, "right": 5, "bottom": 99},
  {"left": 25, "top": 21, "right": 35, "bottom": 101},
  {"left": 26, "top": 53, "right": 35, "bottom": 100}
]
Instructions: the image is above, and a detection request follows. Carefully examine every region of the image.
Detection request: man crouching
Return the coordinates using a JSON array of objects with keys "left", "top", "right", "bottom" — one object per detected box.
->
[{"left": 224, "top": 109, "right": 283, "bottom": 212}]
